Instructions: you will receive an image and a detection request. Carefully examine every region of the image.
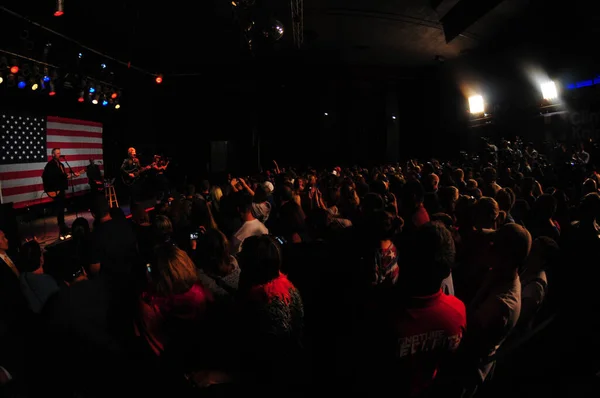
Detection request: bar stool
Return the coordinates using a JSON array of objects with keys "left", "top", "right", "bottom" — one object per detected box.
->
[{"left": 104, "top": 178, "right": 119, "bottom": 208}]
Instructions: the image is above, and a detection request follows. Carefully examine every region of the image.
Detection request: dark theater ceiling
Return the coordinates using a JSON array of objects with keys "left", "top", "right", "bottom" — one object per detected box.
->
[{"left": 0, "top": 0, "right": 598, "bottom": 78}]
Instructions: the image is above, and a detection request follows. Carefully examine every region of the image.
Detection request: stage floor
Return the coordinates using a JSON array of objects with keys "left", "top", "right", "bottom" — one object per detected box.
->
[
  {"left": 17, "top": 199, "right": 156, "bottom": 249},
  {"left": 18, "top": 208, "right": 97, "bottom": 249}
]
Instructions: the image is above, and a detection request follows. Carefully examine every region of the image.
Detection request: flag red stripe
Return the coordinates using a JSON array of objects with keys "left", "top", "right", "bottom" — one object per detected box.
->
[
  {"left": 47, "top": 116, "right": 103, "bottom": 127},
  {"left": 12, "top": 190, "right": 87, "bottom": 209},
  {"left": 2, "top": 178, "right": 89, "bottom": 196},
  {"left": 44, "top": 154, "right": 104, "bottom": 163},
  {"left": 45, "top": 142, "right": 103, "bottom": 149},
  {"left": 2, "top": 116, "right": 103, "bottom": 208},
  {"left": 0, "top": 164, "right": 103, "bottom": 180},
  {"left": 47, "top": 129, "right": 103, "bottom": 137}
]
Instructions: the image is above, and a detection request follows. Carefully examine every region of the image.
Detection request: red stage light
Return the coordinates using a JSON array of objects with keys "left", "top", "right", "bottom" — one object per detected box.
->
[
  {"left": 111, "top": 92, "right": 117, "bottom": 99},
  {"left": 10, "top": 66, "right": 18, "bottom": 74},
  {"left": 49, "top": 91, "right": 56, "bottom": 96},
  {"left": 78, "top": 97, "right": 84, "bottom": 102},
  {"left": 155, "top": 76, "right": 163, "bottom": 84},
  {"left": 54, "top": 10, "right": 64, "bottom": 16}
]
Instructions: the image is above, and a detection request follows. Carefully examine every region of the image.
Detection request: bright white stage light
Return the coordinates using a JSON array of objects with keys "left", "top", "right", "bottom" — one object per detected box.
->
[
  {"left": 541, "top": 81, "right": 558, "bottom": 100},
  {"left": 468, "top": 95, "right": 484, "bottom": 114}
]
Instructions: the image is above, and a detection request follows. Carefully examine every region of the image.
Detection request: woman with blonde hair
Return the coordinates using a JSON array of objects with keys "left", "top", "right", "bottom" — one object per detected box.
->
[
  {"left": 210, "top": 186, "right": 223, "bottom": 213},
  {"left": 135, "top": 244, "right": 212, "bottom": 358}
]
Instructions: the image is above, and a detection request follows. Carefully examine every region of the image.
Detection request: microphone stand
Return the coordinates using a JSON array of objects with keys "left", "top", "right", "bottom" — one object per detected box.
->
[{"left": 62, "top": 157, "right": 79, "bottom": 219}]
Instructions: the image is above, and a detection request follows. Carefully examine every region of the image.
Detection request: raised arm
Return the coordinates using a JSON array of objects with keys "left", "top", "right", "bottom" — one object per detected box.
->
[{"left": 239, "top": 178, "right": 255, "bottom": 197}]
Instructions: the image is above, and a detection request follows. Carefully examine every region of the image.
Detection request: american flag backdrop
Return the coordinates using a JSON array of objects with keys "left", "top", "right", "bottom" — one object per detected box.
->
[{"left": 0, "top": 114, "right": 104, "bottom": 209}]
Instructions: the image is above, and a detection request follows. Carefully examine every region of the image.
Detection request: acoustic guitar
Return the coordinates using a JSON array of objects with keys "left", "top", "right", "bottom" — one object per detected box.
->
[
  {"left": 46, "top": 169, "right": 86, "bottom": 198},
  {"left": 122, "top": 164, "right": 152, "bottom": 186}
]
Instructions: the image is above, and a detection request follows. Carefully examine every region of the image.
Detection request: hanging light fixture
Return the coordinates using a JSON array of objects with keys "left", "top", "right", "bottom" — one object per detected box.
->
[{"left": 54, "top": 0, "right": 65, "bottom": 16}]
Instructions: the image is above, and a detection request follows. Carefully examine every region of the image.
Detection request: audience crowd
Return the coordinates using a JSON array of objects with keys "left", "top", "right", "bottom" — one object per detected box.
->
[{"left": 1, "top": 141, "right": 599, "bottom": 397}]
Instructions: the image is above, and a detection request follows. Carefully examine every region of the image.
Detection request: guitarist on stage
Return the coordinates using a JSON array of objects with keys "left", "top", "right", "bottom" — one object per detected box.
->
[
  {"left": 121, "top": 147, "right": 150, "bottom": 210},
  {"left": 42, "top": 148, "right": 81, "bottom": 234}
]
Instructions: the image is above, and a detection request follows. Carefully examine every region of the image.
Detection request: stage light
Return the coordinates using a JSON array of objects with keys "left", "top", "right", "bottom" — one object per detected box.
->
[
  {"left": 101, "top": 63, "right": 106, "bottom": 69},
  {"left": 10, "top": 66, "right": 18, "bottom": 74},
  {"left": 541, "top": 81, "right": 558, "bottom": 100},
  {"left": 468, "top": 95, "right": 484, "bottom": 114},
  {"left": 78, "top": 96, "right": 84, "bottom": 103},
  {"left": 78, "top": 53, "right": 83, "bottom": 59},
  {"left": 17, "top": 78, "right": 26, "bottom": 89},
  {"left": 0, "top": 77, "right": 3, "bottom": 84},
  {"left": 43, "top": 75, "right": 50, "bottom": 82},
  {"left": 102, "top": 99, "right": 108, "bottom": 106},
  {"left": 111, "top": 92, "right": 117, "bottom": 99},
  {"left": 31, "top": 83, "right": 38, "bottom": 90},
  {"left": 92, "top": 94, "right": 99, "bottom": 104},
  {"left": 392, "top": 115, "right": 396, "bottom": 120},
  {"left": 115, "top": 103, "right": 121, "bottom": 109},
  {"left": 54, "top": 0, "right": 64, "bottom": 16},
  {"left": 155, "top": 75, "right": 163, "bottom": 84},
  {"left": 49, "top": 91, "right": 56, "bottom": 96},
  {"left": 324, "top": 112, "right": 328, "bottom": 116},
  {"left": 89, "top": 87, "right": 95, "bottom": 93}
]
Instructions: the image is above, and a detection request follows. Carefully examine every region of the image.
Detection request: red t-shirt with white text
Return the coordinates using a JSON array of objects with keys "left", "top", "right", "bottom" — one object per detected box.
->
[{"left": 366, "top": 290, "right": 466, "bottom": 397}]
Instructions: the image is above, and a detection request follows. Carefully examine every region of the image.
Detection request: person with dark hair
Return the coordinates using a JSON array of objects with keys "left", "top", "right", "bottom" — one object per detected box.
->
[
  {"left": 277, "top": 199, "right": 307, "bottom": 243},
  {"left": 40, "top": 248, "right": 134, "bottom": 397},
  {"left": 251, "top": 184, "right": 272, "bottom": 224},
  {"left": 364, "top": 210, "right": 401, "bottom": 286},
  {"left": 19, "top": 239, "right": 59, "bottom": 314},
  {"left": 109, "top": 206, "right": 126, "bottom": 222},
  {"left": 481, "top": 167, "right": 501, "bottom": 198},
  {"left": 0, "top": 230, "right": 30, "bottom": 388},
  {"left": 530, "top": 194, "right": 560, "bottom": 241},
  {"left": 86, "top": 158, "right": 103, "bottom": 198},
  {"left": 496, "top": 187, "right": 516, "bottom": 224},
  {"left": 231, "top": 193, "right": 268, "bottom": 254},
  {"left": 199, "top": 180, "right": 211, "bottom": 200},
  {"left": 195, "top": 228, "right": 239, "bottom": 300},
  {"left": 358, "top": 222, "right": 466, "bottom": 397},
  {"left": 517, "top": 236, "right": 558, "bottom": 331},
  {"left": 400, "top": 180, "right": 430, "bottom": 231},
  {"left": 88, "top": 196, "right": 137, "bottom": 277},
  {"left": 236, "top": 235, "right": 304, "bottom": 387},
  {"left": 42, "top": 148, "right": 81, "bottom": 234},
  {"left": 462, "top": 223, "right": 530, "bottom": 388},
  {"left": 153, "top": 215, "right": 174, "bottom": 245},
  {"left": 190, "top": 198, "right": 218, "bottom": 231}
]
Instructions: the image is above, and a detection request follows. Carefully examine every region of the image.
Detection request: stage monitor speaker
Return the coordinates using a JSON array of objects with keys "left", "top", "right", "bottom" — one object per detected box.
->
[
  {"left": 0, "top": 203, "right": 20, "bottom": 254},
  {"left": 210, "top": 141, "right": 228, "bottom": 173}
]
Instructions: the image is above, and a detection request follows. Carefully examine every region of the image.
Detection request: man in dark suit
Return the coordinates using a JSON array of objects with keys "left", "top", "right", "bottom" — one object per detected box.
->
[
  {"left": 42, "top": 148, "right": 79, "bottom": 233},
  {"left": 86, "top": 158, "right": 103, "bottom": 198},
  {"left": 0, "top": 230, "right": 28, "bottom": 390}
]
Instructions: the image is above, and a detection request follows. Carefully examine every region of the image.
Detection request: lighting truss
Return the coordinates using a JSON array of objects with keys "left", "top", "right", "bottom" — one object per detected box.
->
[{"left": 290, "top": 0, "right": 303, "bottom": 48}]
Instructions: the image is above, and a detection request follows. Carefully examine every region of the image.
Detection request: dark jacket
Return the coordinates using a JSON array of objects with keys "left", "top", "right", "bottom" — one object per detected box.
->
[
  {"left": 42, "top": 159, "right": 68, "bottom": 193},
  {"left": 0, "top": 256, "right": 30, "bottom": 377}
]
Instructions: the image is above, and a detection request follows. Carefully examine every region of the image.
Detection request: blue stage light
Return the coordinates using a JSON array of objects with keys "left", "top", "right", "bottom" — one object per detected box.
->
[
  {"left": 18, "top": 81, "right": 26, "bottom": 89},
  {"left": 102, "top": 100, "right": 108, "bottom": 106},
  {"left": 89, "top": 87, "right": 95, "bottom": 93}
]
